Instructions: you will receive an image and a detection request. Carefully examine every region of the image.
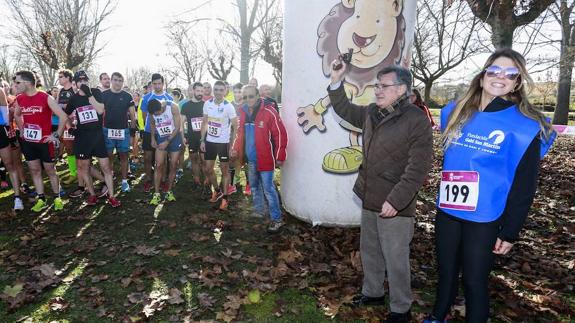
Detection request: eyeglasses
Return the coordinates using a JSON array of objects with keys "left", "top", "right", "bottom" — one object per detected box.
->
[
  {"left": 373, "top": 83, "right": 401, "bottom": 90},
  {"left": 243, "top": 95, "right": 256, "bottom": 100},
  {"left": 484, "top": 65, "right": 520, "bottom": 80}
]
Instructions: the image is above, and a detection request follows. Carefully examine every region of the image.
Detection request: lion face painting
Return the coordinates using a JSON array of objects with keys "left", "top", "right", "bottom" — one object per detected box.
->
[
  {"left": 318, "top": 0, "right": 405, "bottom": 96},
  {"left": 296, "top": 0, "right": 407, "bottom": 175}
]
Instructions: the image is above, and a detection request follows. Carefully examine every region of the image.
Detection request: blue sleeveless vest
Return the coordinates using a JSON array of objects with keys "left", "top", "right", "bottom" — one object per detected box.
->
[
  {"left": 0, "top": 105, "right": 8, "bottom": 126},
  {"left": 438, "top": 101, "right": 555, "bottom": 222}
]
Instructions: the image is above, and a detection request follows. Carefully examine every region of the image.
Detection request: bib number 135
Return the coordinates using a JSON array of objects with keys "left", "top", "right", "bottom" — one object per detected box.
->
[{"left": 439, "top": 171, "right": 479, "bottom": 211}]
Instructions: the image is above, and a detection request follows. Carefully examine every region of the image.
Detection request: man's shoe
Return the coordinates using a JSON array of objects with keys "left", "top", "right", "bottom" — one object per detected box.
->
[
  {"left": 121, "top": 181, "right": 131, "bottom": 193},
  {"left": 86, "top": 195, "right": 98, "bottom": 206},
  {"left": 69, "top": 187, "right": 85, "bottom": 198},
  {"left": 108, "top": 196, "right": 121, "bottom": 208},
  {"left": 218, "top": 198, "right": 229, "bottom": 211},
  {"left": 150, "top": 193, "right": 161, "bottom": 206},
  {"left": 54, "top": 197, "right": 64, "bottom": 211},
  {"left": 143, "top": 181, "right": 153, "bottom": 193},
  {"left": 31, "top": 198, "right": 46, "bottom": 212},
  {"left": 350, "top": 294, "right": 386, "bottom": 308},
  {"left": 165, "top": 191, "right": 176, "bottom": 202},
  {"left": 62, "top": 175, "right": 77, "bottom": 185},
  {"left": 13, "top": 197, "right": 24, "bottom": 211},
  {"left": 227, "top": 184, "right": 237, "bottom": 195},
  {"left": 98, "top": 185, "right": 109, "bottom": 198},
  {"left": 209, "top": 191, "right": 223, "bottom": 203},
  {"left": 267, "top": 221, "right": 283, "bottom": 233},
  {"left": 384, "top": 310, "right": 411, "bottom": 323}
]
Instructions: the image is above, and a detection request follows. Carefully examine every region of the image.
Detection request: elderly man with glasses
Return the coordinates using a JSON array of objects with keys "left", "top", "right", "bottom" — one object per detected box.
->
[{"left": 327, "top": 58, "right": 434, "bottom": 323}]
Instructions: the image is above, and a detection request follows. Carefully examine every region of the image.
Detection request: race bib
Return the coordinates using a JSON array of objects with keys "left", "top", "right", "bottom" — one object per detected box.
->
[
  {"left": 63, "top": 129, "right": 74, "bottom": 140},
  {"left": 439, "top": 171, "right": 479, "bottom": 211},
  {"left": 207, "top": 120, "right": 222, "bottom": 137},
  {"left": 191, "top": 117, "right": 202, "bottom": 132},
  {"left": 107, "top": 128, "right": 125, "bottom": 140},
  {"left": 157, "top": 124, "right": 174, "bottom": 137},
  {"left": 23, "top": 124, "right": 42, "bottom": 142},
  {"left": 77, "top": 106, "right": 99, "bottom": 124}
]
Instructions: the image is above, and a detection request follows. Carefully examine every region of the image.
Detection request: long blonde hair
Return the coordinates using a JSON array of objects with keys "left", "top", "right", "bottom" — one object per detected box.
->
[{"left": 442, "top": 48, "right": 554, "bottom": 149}]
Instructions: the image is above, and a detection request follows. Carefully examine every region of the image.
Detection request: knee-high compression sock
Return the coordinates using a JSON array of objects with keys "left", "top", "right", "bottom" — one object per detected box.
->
[{"left": 67, "top": 155, "right": 77, "bottom": 177}]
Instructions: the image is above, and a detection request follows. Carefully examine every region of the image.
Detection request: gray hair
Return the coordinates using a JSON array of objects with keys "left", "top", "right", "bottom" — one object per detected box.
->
[{"left": 376, "top": 65, "right": 412, "bottom": 95}]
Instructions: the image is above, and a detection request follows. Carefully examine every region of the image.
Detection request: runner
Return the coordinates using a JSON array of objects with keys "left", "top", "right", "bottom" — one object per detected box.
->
[
  {"left": 200, "top": 80, "right": 238, "bottom": 211},
  {"left": 148, "top": 99, "right": 183, "bottom": 205},
  {"left": 140, "top": 74, "right": 173, "bottom": 192},
  {"left": 181, "top": 82, "right": 205, "bottom": 190},
  {"left": 13, "top": 70, "right": 68, "bottom": 212},
  {"left": 101, "top": 72, "right": 136, "bottom": 193},
  {"left": 202, "top": 82, "right": 213, "bottom": 101},
  {"left": 57, "top": 69, "right": 80, "bottom": 188},
  {"left": 99, "top": 73, "right": 111, "bottom": 91},
  {"left": 0, "top": 83, "right": 23, "bottom": 210},
  {"left": 65, "top": 70, "right": 120, "bottom": 207}
]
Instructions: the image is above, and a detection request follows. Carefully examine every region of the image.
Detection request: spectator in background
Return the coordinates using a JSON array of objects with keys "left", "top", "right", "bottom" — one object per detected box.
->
[
  {"left": 224, "top": 81, "right": 235, "bottom": 103},
  {"left": 411, "top": 89, "right": 435, "bottom": 127},
  {"left": 248, "top": 78, "right": 258, "bottom": 88},
  {"left": 259, "top": 84, "right": 279, "bottom": 112},
  {"left": 202, "top": 82, "right": 213, "bottom": 101},
  {"left": 99, "top": 73, "right": 111, "bottom": 91}
]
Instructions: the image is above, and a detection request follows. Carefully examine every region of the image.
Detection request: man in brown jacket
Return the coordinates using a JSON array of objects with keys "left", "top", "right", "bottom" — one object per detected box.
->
[{"left": 328, "top": 59, "right": 433, "bottom": 323}]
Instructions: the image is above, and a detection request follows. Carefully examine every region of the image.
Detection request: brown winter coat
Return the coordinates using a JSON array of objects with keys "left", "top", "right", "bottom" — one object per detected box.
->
[{"left": 328, "top": 84, "right": 433, "bottom": 215}]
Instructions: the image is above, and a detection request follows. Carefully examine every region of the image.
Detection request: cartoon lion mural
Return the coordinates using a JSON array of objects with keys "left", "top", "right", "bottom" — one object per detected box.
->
[{"left": 296, "top": 0, "right": 407, "bottom": 174}]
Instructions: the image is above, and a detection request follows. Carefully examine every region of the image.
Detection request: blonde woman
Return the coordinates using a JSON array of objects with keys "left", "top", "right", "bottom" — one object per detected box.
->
[{"left": 427, "top": 48, "right": 556, "bottom": 323}]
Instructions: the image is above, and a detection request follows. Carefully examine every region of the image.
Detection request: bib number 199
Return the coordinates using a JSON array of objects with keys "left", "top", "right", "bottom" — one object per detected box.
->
[{"left": 439, "top": 171, "right": 479, "bottom": 211}]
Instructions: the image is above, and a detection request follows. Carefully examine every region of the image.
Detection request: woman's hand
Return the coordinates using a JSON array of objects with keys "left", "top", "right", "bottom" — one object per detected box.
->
[{"left": 493, "top": 238, "right": 513, "bottom": 255}]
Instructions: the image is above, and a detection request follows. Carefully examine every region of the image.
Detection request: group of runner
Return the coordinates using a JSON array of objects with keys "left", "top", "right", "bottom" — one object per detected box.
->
[{"left": 0, "top": 69, "right": 272, "bottom": 214}]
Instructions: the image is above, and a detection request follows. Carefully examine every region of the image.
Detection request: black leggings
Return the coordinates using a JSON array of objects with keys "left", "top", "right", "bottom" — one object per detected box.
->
[{"left": 432, "top": 210, "right": 501, "bottom": 323}]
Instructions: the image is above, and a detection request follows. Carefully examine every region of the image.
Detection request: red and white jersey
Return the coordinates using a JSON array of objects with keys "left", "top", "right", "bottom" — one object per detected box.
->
[{"left": 16, "top": 91, "right": 52, "bottom": 143}]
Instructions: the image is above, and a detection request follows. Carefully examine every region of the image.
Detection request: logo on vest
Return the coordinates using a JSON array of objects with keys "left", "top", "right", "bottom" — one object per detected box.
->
[
  {"left": 21, "top": 106, "right": 42, "bottom": 114},
  {"left": 460, "top": 130, "right": 504, "bottom": 154},
  {"left": 488, "top": 130, "right": 505, "bottom": 145}
]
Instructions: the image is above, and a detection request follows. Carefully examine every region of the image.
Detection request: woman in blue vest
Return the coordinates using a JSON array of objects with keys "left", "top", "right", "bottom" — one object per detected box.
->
[{"left": 426, "top": 49, "right": 556, "bottom": 322}]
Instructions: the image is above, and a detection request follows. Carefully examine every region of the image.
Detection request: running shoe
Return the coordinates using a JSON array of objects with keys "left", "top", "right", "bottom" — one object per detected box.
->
[
  {"left": 150, "top": 193, "right": 161, "bottom": 206},
  {"left": 31, "top": 198, "right": 46, "bottom": 212},
  {"left": 143, "top": 181, "right": 153, "bottom": 193},
  {"left": 267, "top": 221, "right": 283, "bottom": 233},
  {"left": 165, "top": 191, "right": 176, "bottom": 202},
  {"left": 209, "top": 191, "right": 223, "bottom": 203},
  {"left": 175, "top": 169, "right": 184, "bottom": 182},
  {"left": 54, "top": 197, "right": 64, "bottom": 211},
  {"left": 69, "top": 187, "right": 85, "bottom": 198},
  {"left": 86, "top": 195, "right": 98, "bottom": 206},
  {"left": 13, "top": 197, "right": 24, "bottom": 211},
  {"left": 108, "top": 196, "right": 121, "bottom": 208},
  {"left": 227, "top": 184, "right": 237, "bottom": 195},
  {"left": 121, "top": 181, "right": 131, "bottom": 193},
  {"left": 0, "top": 181, "right": 9, "bottom": 189},
  {"left": 244, "top": 184, "right": 251, "bottom": 196}
]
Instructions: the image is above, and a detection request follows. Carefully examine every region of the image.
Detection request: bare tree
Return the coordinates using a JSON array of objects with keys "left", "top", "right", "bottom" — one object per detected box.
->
[
  {"left": 205, "top": 40, "right": 235, "bottom": 81},
  {"left": 4, "top": 0, "right": 115, "bottom": 74},
  {"left": 552, "top": 0, "right": 575, "bottom": 125},
  {"left": 125, "top": 66, "right": 153, "bottom": 90},
  {"left": 165, "top": 22, "right": 205, "bottom": 86},
  {"left": 182, "top": 0, "right": 277, "bottom": 83},
  {"left": 534, "top": 70, "right": 557, "bottom": 110},
  {"left": 465, "top": 0, "right": 554, "bottom": 48},
  {"left": 258, "top": 5, "right": 283, "bottom": 86},
  {"left": 412, "top": 0, "right": 484, "bottom": 103}
]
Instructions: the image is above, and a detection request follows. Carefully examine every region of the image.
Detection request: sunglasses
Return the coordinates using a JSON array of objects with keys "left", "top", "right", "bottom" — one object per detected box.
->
[
  {"left": 484, "top": 65, "right": 520, "bottom": 80},
  {"left": 373, "top": 83, "right": 401, "bottom": 90},
  {"left": 242, "top": 95, "right": 256, "bottom": 100}
]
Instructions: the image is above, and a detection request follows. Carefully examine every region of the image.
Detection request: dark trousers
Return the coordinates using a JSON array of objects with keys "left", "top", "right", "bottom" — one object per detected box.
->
[{"left": 432, "top": 211, "right": 500, "bottom": 323}]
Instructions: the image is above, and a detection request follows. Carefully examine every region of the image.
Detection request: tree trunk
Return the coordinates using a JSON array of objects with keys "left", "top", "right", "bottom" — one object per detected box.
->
[
  {"left": 424, "top": 80, "right": 433, "bottom": 103},
  {"left": 489, "top": 19, "right": 514, "bottom": 48},
  {"left": 553, "top": 46, "right": 575, "bottom": 125},
  {"left": 240, "top": 37, "right": 250, "bottom": 83}
]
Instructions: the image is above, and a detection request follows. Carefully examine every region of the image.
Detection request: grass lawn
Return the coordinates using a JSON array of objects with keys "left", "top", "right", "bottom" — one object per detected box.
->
[{"left": 0, "top": 135, "right": 574, "bottom": 322}]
